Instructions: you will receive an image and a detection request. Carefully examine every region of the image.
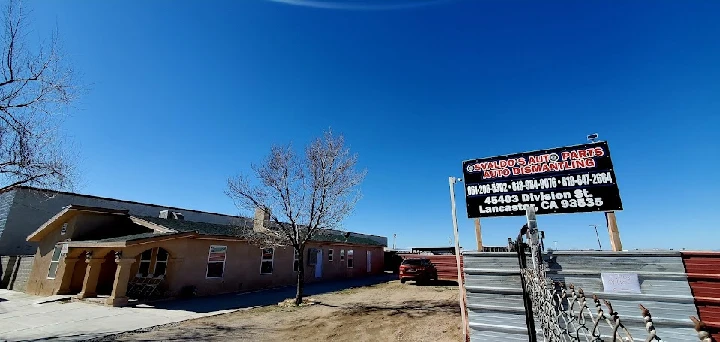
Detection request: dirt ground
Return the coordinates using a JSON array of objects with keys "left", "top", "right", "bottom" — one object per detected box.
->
[{"left": 110, "top": 280, "right": 463, "bottom": 342}]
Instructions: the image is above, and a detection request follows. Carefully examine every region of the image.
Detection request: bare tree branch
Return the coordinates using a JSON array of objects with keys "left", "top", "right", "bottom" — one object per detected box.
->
[
  {"left": 0, "top": 0, "right": 79, "bottom": 192},
  {"left": 226, "top": 129, "right": 366, "bottom": 305}
]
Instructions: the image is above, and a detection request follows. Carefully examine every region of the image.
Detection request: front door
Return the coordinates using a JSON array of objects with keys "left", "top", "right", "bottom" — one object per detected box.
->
[
  {"left": 315, "top": 249, "right": 323, "bottom": 278},
  {"left": 367, "top": 251, "right": 372, "bottom": 272}
]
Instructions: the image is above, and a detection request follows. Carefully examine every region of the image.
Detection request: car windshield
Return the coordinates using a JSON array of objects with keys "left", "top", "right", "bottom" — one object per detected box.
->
[{"left": 402, "top": 259, "right": 424, "bottom": 265}]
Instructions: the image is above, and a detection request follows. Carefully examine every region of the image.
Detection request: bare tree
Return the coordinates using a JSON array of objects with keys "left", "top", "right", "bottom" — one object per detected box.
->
[
  {"left": 0, "top": 0, "right": 79, "bottom": 193},
  {"left": 226, "top": 129, "right": 366, "bottom": 305}
]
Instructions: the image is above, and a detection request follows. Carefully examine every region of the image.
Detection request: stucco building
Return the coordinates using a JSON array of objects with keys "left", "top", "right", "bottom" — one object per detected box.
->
[
  {"left": 24, "top": 205, "right": 386, "bottom": 306},
  {"left": 0, "top": 186, "right": 241, "bottom": 256}
]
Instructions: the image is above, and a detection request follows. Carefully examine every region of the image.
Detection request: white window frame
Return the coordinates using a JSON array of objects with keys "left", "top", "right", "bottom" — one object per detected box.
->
[
  {"left": 328, "top": 248, "right": 334, "bottom": 262},
  {"left": 293, "top": 249, "right": 300, "bottom": 272},
  {"left": 206, "top": 245, "right": 227, "bottom": 279},
  {"left": 46, "top": 245, "right": 63, "bottom": 279},
  {"left": 347, "top": 249, "right": 354, "bottom": 268},
  {"left": 340, "top": 249, "right": 345, "bottom": 261},
  {"left": 152, "top": 248, "right": 169, "bottom": 277},
  {"left": 138, "top": 249, "right": 153, "bottom": 277},
  {"left": 260, "top": 247, "right": 274, "bottom": 275}
]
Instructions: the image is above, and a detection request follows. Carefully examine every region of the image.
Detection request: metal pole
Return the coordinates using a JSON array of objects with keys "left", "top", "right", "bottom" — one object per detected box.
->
[
  {"left": 590, "top": 225, "right": 602, "bottom": 250},
  {"left": 449, "top": 176, "right": 469, "bottom": 341},
  {"left": 525, "top": 206, "right": 540, "bottom": 272}
]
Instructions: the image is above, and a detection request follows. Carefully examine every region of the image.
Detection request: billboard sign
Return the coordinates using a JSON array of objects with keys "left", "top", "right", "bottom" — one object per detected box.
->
[{"left": 462, "top": 141, "right": 622, "bottom": 218}]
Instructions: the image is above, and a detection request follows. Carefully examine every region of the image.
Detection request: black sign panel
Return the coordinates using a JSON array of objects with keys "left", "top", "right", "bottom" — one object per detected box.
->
[{"left": 462, "top": 141, "right": 622, "bottom": 218}]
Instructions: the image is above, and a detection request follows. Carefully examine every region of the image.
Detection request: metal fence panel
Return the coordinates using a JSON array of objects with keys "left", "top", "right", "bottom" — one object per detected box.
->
[{"left": 463, "top": 250, "right": 705, "bottom": 341}]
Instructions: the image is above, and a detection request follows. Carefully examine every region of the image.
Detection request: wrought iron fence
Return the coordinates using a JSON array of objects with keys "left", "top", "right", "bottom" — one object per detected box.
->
[{"left": 516, "top": 208, "right": 713, "bottom": 342}]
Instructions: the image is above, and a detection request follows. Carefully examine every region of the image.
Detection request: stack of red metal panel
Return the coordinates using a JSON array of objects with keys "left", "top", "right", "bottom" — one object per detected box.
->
[{"left": 682, "top": 251, "right": 720, "bottom": 341}]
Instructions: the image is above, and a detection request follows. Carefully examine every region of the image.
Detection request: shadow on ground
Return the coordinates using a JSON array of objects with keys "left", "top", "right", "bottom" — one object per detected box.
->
[
  {"left": 320, "top": 299, "right": 461, "bottom": 318},
  {"left": 412, "top": 280, "right": 458, "bottom": 287},
  {"left": 135, "top": 274, "right": 397, "bottom": 314}
]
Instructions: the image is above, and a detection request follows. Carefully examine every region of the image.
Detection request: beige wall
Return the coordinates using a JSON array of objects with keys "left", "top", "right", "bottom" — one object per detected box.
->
[
  {"left": 26, "top": 231, "right": 385, "bottom": 298},
  {"left": 26, "top": 213, "right": 154, "bottom": 296},
  {"left": 126, "top": 239, "right": 386, "bottom": 297},
  {"left": 25, "top": 214, "right": 78, "bottom": 296}
]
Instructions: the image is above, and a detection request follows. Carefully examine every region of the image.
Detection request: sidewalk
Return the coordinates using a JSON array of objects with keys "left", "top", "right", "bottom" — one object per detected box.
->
[{"left": 0, "top": 274, "right": 394, "bottom": 341}]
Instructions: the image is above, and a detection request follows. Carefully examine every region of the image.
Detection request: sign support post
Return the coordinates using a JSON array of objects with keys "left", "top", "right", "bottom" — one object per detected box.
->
[
  {"left": 605, "top": 211, "right": 623, "bottom": 251},
  {"left": 449, "top": 176, "right": 468, "bottom": 341},
  {"left": 474, "top": 218, "right": 483, "bottom": 251},
  {"left": 525, "top": 206, "right": 540, "bottom": 271}
]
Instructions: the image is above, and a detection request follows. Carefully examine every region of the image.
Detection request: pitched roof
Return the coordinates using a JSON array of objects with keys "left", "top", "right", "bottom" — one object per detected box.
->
[
  {"left": 26, "top": 205, "right": 131, "bottom": 242},
  {"left": 138, "top": 216, "right": 385, "bottom": 246},
  {"left": 137, "top": 215, "right": 253, "bottom": 237},
  {"left": 92, "top": 232, "right": 178, "bottom": 243},
  {"left": 313, "top": 232, "right": 386, "bottom": 247},
  {"left": 66, "top": 232, "right": 197, "bottom": 248},
  {"left": 27, "top": 203, "right": 386, "bottom": 247},
  {"left": 5, "top": 185, "right": 234, "bottom": 218}
]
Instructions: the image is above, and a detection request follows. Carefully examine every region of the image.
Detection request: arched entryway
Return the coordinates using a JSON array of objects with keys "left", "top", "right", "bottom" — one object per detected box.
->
[
  {"left": 68, "top": 251, "right": 88, "bottom": 294},
  {"left": 96, "top": 250, "right": 118, "bottom": 295},
  {"left": 127, "top": 247, "right": 170, "bottom": 300}
]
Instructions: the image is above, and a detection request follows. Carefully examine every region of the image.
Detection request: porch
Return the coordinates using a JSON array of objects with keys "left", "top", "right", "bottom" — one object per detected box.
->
[{"left": 56, "top": 243, "right": 177, "bottom": 307}]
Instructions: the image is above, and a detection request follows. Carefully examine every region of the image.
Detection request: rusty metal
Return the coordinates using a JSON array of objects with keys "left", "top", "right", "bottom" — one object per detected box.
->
[{"left": 516, "top": 221, "right": 713, "bottom": 342}]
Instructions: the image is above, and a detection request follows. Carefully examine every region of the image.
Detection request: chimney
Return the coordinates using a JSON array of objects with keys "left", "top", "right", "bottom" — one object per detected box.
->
[
  {"left": 159, "top": 210, "right": 184, "bottom": 220},
  {"left": 253, "top": 207, "right": 271, "bottom": 232}
]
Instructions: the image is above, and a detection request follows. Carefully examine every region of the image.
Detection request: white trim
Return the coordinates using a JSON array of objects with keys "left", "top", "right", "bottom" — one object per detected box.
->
[
  {"left": 293, "top": 249, "right": 300, "bottom": 272},
  {"left": 151, "top": 247, "right": 169, "bottom": 276},
  {"left": 46, "top": 245, "right": 63, "bottom": 279},
  {"left": 367, "top": 250, "right": 371, "bottom": 272},
  {"left": 138, "top": 248, "right": 153, "bottom": 277},
  {"left": 260, "top": 247, "right": 274, "bottom": 275},
  {"left": 347, "top": 249, "right": 354, "bottom": 268},
  {"left": 206, "top": 245, "right": 227, "bottom": 279},
  {"left": 328, "top": 248, "right": 334, "bottom": 262},
  {"left": 129, "top": 216, "right": 177, "bottom": 233},
  {"left": 340, "top": 249, "right": 345, "bottom": 261}
]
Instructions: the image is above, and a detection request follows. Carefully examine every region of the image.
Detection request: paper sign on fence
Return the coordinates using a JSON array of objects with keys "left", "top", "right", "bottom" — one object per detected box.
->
[{"left": 601, "top": 272, "right": 641, "bottom": 294}]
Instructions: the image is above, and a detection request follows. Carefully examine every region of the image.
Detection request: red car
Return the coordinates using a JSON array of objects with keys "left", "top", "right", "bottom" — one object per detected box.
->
[{"left": 399, "top": 258, "right": 438, "bottom": 284}]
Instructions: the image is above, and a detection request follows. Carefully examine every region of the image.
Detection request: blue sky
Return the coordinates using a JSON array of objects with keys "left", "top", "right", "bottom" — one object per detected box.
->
[{"left": 28, "top": 0, "right": 719, "bottom": 250}]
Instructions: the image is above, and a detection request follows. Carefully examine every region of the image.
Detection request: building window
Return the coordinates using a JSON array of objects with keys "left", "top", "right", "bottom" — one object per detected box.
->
[
  {"left": 347, "top": 249, "right": 354, "bottom": 268},
  {"left": 340, "top": 249, "right": 345, "bottom": 261},
  {"left": 153, "top": 248, "right": 169, "bottom": 277},
  {"left": 261, "top": 248, "right": 274, "bottom": 274},
  {"left": 293, "top": 249, "right": 299, "bottom": 272},
  {"left": 46, "top": 245, "right": 63, "bottom": 279},
  {"left": 307, "top": 248, "right": 319, "bottom": 266},
  {"left": 138, "top": 249, "right": 152, "bottom": 277},
  {"left": 328, "top": 249, "right": 334, "bottom": 262},
  {"left": 206, "top": 245, "right": 227, "bottom": 278}
]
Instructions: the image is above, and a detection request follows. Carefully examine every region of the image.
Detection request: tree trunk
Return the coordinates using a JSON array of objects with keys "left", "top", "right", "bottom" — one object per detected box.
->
[{"left": 295, "top": 246, "right": 305, "bottom": 305}]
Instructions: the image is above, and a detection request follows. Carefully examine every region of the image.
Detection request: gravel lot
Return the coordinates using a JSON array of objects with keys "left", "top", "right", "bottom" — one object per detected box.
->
[{"left": 106, "top": 280, "right": 462, "bottom": 342}]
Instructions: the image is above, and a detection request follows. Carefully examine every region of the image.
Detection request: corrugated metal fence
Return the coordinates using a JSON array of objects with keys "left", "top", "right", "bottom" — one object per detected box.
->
[
  {"left": 682, "top": 251, "right": 720, "bottom": 341},
  {"left": 463, "top": 250, "right": 701, "bottom": 341}
]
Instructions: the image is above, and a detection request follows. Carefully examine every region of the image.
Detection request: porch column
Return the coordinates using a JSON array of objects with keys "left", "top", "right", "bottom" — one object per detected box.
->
[
  {"left": 165, "top": 257, "right": 184, "bottom": 295},
  {"left": 56, "top": 257, "right": 79, "bottom": 295},
  {"left": 77, "top": 254, "right": 103, "bottom": 299},
  {"left": 106, "top": 256, "right": 135, "bottom": 306}
]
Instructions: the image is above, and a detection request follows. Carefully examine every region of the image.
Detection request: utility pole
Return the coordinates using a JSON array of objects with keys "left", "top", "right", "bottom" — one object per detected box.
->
[
  {"left": 589, "top": 225, "right": 602, "bottom": 250},
  {"left": 448, "top": 176, "right": 468, "bottom": 341},
  {"left": 392, "top": 234, "right": 396, "bottom": 250}
]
